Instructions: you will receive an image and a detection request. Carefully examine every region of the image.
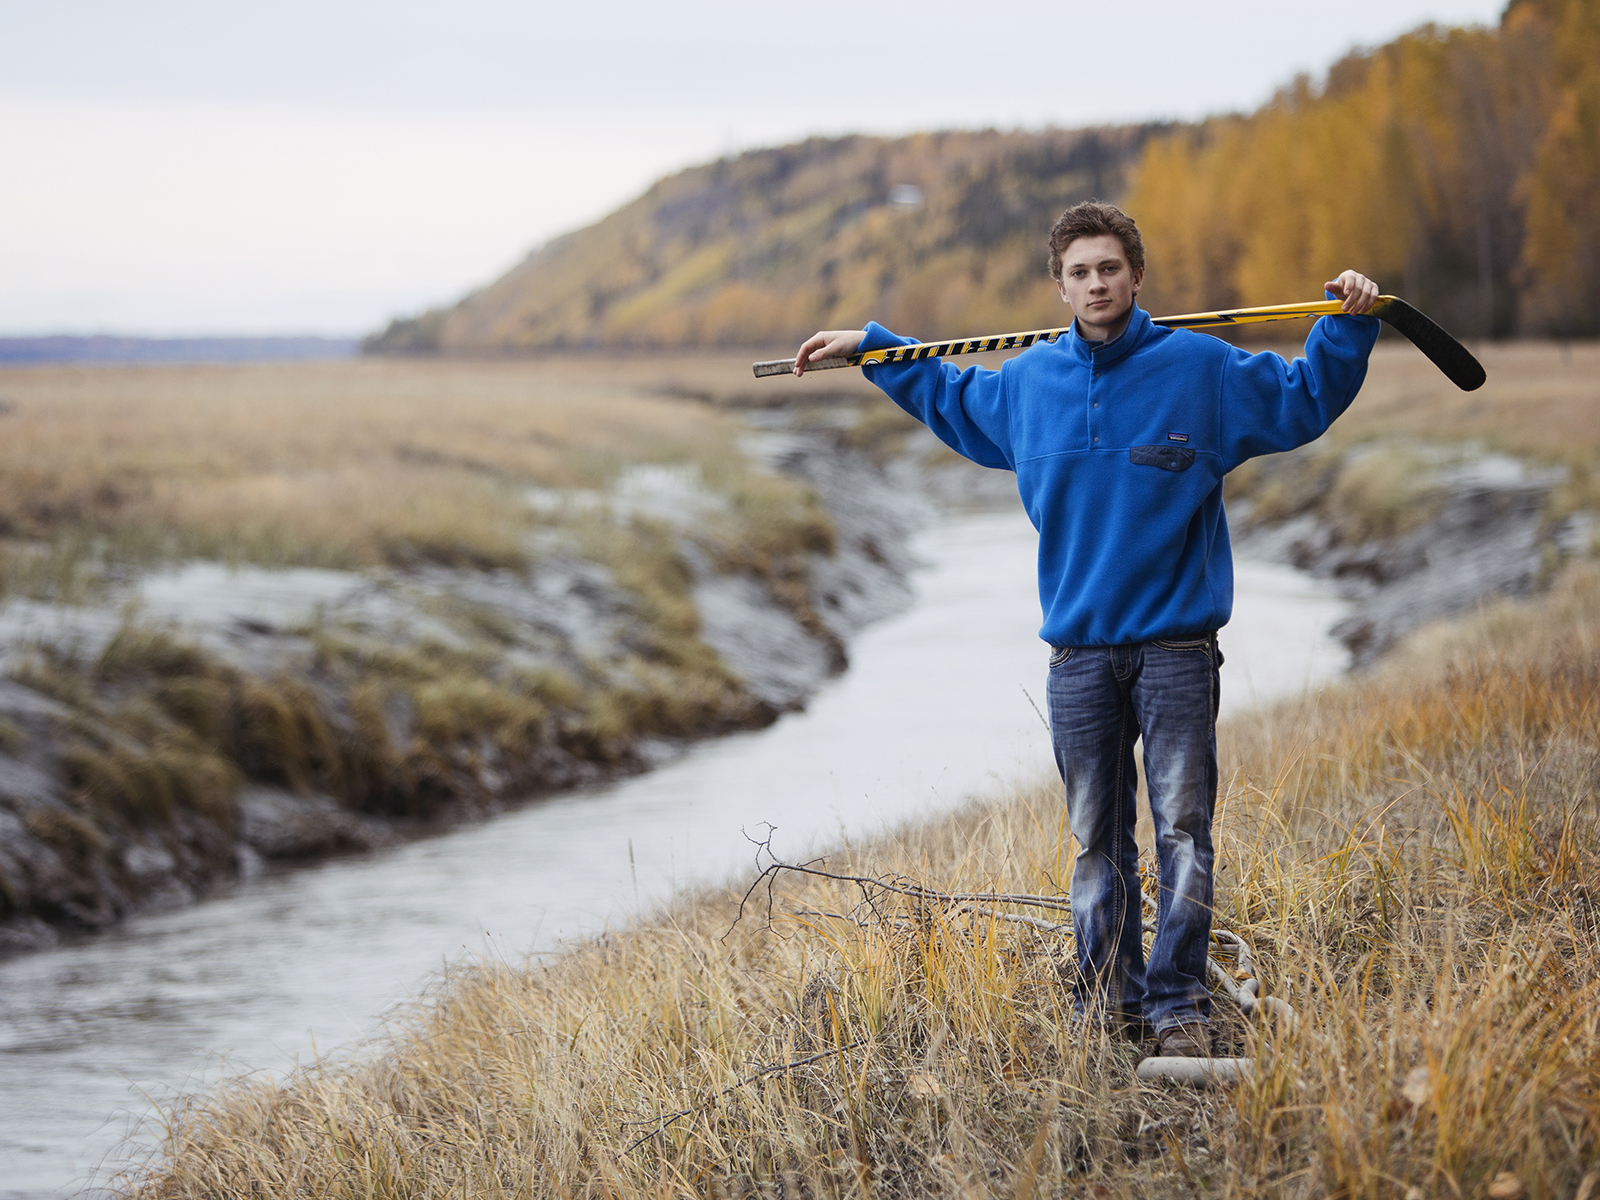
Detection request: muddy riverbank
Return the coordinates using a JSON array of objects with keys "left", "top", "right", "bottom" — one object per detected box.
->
[
  {"left": 1231, "top": 441, "right": 1596, "bottom": 665},
  {"left": 0, "top": 405, "right": 1013, "bottom": 956},
  {"left": 2, "top": 398, "right": 1591, "bottom": 956}
]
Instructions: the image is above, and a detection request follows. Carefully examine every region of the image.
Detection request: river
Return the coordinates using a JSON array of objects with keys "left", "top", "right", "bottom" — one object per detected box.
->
[{"left": 0, "top": 508, "right": 1348, "bottom": 1198}]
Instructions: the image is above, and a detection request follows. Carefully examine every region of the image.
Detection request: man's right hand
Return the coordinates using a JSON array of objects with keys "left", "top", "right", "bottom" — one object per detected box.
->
[{"left": 793, "top": 329, "right": 867, "bottom": 376}]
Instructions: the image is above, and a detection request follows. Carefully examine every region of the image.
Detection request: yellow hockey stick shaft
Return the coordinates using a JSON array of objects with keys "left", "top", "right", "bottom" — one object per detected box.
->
[
  {"left": 751, "top": 295, "right": 1485, "bottom": 391},
  {"left": 752, "top": 300, "right": 1356, "bottom": 378}
]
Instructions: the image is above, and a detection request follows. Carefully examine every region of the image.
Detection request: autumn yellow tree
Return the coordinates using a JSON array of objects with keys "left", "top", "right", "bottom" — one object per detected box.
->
[
  {"left": 1519, "top": 0, "right": 1600, "bottom": 334},
  {"left": 1128, "top": 0, "right": 1597, "bottom": 337}
]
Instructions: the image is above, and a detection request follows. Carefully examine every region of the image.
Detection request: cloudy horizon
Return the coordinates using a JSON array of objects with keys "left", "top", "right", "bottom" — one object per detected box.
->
[{"left": 1, "top": 1, "right": 1507, "bottom": 336}]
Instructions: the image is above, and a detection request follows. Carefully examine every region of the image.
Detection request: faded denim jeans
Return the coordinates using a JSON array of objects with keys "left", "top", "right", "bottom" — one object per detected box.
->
[{"left": 1045, "top": 636, "right": 1221, "bottom": 1033}]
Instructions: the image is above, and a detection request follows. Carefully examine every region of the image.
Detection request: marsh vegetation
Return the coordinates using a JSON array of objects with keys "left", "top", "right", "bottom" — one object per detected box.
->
[
  {"left": 0, "top": 356, "right": 842, "bottom": 594},
  {"left": 1, "top": 339, "right": 1595, "bottom": 944},
  {"left": 117, "top": 562, "right": 1600, "bottom": 1198},
  {"left": 1, "top": 340, "right": 1595, "bottom": 1194},
  {"left": 0, "top": 355, "right": 892, "bottom": 943}
]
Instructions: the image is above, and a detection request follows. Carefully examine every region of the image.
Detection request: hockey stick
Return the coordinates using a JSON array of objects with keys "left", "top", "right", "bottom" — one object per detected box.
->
[{"left": 751, "top": 296, "right": 1486, "bottom": 391}]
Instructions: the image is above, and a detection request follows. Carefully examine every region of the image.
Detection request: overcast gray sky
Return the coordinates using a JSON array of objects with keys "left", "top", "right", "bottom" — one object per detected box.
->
[{"left": 0, "top": 1, "right": 1507, "bottom": 335}]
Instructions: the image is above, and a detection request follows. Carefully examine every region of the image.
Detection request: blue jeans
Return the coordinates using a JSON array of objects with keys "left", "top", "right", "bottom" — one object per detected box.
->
[{"left": 1045, "top": 636, "right": 1221, "bottom": 1033}]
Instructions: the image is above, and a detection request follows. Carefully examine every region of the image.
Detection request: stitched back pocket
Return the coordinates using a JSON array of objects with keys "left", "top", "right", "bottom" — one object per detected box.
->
[{"left": 1130, "top": 445, "right": 1195, "bottom": 472}]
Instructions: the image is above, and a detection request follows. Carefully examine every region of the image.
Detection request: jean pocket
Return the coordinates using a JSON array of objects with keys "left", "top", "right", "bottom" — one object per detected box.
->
[
  {"left": 1152, "top": 635, "right": 1212, "bottom": 652},
  {"left": 1048, "top": 645, "right": 1074, "bottom": 667}
]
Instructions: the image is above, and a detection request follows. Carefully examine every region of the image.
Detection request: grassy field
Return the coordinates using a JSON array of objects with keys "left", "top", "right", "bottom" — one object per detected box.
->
[
  {"left": 1, "top": 338, "right": 1592, "bottom": 596},
  {"left": 116, "top": 558, "right": 1600, "bottom": 1198},
  {"left": 2, "top": 340, "right": 1593, "bottom": 919},
  {"left": 0, "top": 355, "right": 873, "bottom": 599}
]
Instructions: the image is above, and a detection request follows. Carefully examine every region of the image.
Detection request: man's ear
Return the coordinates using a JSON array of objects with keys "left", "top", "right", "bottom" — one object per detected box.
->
[{"left": 1132, "top": 268, "right": 1145, "bottom": 295}]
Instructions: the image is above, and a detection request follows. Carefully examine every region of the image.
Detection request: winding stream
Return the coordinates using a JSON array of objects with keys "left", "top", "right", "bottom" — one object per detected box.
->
[{"left": 0, "top": 508, "right": 1349, "bottom": 1198}]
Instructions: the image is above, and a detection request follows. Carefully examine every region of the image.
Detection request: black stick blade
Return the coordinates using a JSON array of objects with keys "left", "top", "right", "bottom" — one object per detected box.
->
[{"left": 1372, "top": 297, "right": 1486, "bottom": 391}]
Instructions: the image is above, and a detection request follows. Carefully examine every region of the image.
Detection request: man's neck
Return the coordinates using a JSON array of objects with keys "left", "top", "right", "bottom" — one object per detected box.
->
[{"left": 1075, "top": 305, "right": 1135, "bottom": 345}]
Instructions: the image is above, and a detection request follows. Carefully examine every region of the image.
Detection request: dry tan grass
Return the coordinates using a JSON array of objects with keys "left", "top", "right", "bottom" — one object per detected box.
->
[
  {"left": 117, "top": 564, "right": 1600, "bottom": 1198},
  {"left": 10, "top": 343, "right": 1597, "bottom": 1195},
  {"left": 0, "top": 354, "right": 871, "bottom": 581},
  {"left": 1330, "top": 340, "right": 1600, "bottom": 461},
  {"left": 7, "top": 339, "right": 1584, "bottom": 584}
]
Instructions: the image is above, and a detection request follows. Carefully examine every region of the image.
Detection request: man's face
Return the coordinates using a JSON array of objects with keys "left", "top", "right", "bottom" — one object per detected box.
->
[{"left": 1056, "top": 234, "right": 1143, "bottom": 339}]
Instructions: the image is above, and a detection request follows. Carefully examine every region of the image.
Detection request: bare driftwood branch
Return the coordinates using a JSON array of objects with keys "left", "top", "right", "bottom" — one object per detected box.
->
[
  {"left": 719, "top": 826, "right": 1293, "bottom": 1080},
  {"left": 728, "top": 826, "right": 1075, "bottom": 944}
]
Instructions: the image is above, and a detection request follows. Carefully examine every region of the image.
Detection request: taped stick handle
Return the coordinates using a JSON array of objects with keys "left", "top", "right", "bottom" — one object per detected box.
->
[
  {"left": 753, "top": 355, "right": 849, "bottom": 377},
  {"left": 753, "top": 325, "right": 1074, "bottom": 379}
]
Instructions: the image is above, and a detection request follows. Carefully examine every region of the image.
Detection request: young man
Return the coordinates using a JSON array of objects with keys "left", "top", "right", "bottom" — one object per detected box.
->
[{"left": 793, "top": 201, "right": 1379, "bottom": 1056}]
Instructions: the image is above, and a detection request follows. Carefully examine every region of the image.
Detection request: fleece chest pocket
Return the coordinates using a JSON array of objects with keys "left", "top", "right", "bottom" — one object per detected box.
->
[{"left": 1130, "top": 445, "right": 1195, "bottom": 472}]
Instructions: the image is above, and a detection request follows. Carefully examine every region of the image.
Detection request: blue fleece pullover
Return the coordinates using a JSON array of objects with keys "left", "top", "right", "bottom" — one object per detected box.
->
[{"left": 860, "top": 301, "right": 1380, "bottom": 647}]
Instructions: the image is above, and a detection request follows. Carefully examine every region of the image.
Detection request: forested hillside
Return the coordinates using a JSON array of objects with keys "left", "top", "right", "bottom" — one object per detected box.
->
[
  {"left": 369, "top": 0, "right": 1599, "bottom": 352},
  {"left": 366, "top": 127, "right": 1158, "bottom": 353},
  {"left": 1132, "top": 0, "right": 1600, "bottom": 338}
]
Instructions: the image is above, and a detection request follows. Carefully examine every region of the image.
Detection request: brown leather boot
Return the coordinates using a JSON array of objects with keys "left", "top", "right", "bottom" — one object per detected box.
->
[{"left": 1157, "top": 1023, "right": 1211, "bottom": 1057}]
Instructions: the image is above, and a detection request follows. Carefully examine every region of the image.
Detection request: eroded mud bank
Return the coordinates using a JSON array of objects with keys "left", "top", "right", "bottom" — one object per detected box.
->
[
  {"left": 1232, "top": 443, "right": 1595, "bottom": 665},
  {"left": 2, "top": 416, "right": 1588, "bottom": 956},
  {"left": 0, "top": 405, "right": 998, "bottom": 953}
]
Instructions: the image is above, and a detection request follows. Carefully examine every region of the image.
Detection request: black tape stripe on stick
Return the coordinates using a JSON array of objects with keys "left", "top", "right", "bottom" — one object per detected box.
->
[{"left": 753, "top": 295, "right": 1486, "bottom": 392}]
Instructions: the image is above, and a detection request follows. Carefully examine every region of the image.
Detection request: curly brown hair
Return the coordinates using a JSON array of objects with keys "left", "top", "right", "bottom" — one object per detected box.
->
[{"left": 1047, "top": 201, "right": 1145, "bottom": 284}]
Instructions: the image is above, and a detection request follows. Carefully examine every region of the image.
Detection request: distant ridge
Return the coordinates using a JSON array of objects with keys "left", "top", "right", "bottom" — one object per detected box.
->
[
  {"left": 366, "top": 126, "right": 1160, "bottom": 355},
  {"left": 0, "top": 335, "right": 360, "bottom": 366},
  {"left": 369, "top": 1, "right": 1600, "bottom": 351}
]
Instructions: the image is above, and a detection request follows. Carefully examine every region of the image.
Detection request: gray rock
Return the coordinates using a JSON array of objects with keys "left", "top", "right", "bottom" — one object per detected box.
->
[
  {"left": 789, "top": 444, "right": 922, "bottom": 643},
  {"left": 121, "top": 841, "right": 176, "bottom": 880},
  {"left": 1554, "top": 511, "right": 1598, "bottom": 558},
  {"left": 0, "top": 915, "right": 59, "bottom": 954},
  {"left": 0, "top": 599, "right": 127, "bottom": 674},
  {"left": 235, "top": 786, "right": 397, "bottom": 860},
  {"left": 0, "top": 755, "right": 62, "bottom": 807},
  {"left": 0, "top": 799, "right": 121, "bottom": 935},
  {"left": 137, "top": 562, "right": 367, "bottom": 632},
  {"left": 0, "top": 678, "right": 72, "bottom": 725}
]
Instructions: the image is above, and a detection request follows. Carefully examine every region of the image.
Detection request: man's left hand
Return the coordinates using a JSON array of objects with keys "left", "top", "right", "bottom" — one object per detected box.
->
[{"left": 1324, "top": 270, "right": 1380, "bottom": 315}]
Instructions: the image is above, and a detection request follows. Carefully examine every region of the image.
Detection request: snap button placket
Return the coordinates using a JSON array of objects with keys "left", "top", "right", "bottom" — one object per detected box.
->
[{"left": 1088, "top": 368, "right": 1101, "bottom": 446}]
